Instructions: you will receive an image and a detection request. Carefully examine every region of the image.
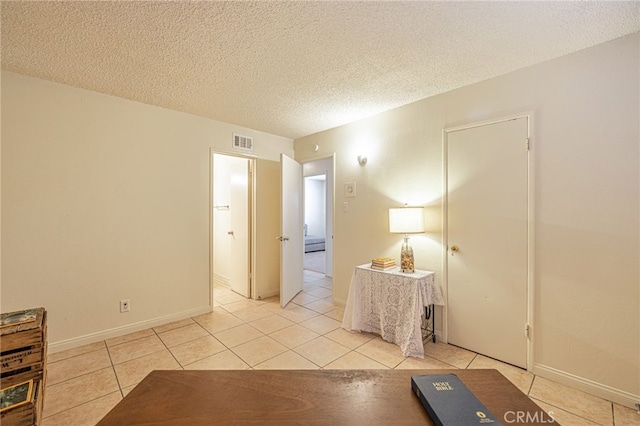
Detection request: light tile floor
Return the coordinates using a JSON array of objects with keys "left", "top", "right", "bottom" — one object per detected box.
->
[{"left": 42, "top": 270, "right": 638, "bottom": 425}]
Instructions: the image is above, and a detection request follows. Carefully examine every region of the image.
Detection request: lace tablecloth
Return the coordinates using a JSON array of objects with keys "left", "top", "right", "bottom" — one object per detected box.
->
[{"left": 341, "top": 264, "right": 443, "bottom": 358}]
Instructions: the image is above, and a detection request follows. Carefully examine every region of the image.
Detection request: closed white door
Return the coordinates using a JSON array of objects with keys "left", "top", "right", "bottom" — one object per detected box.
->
[
  {"left": 446, "top": 117, "right": 529, "bottom": 368},
  {"left": 279, "top": 154, "right": 303, "bottom": 307}
]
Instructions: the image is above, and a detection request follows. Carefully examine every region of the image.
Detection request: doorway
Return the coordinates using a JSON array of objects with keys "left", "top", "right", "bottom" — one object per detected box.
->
[
  {"left": 303, "top": 157, "right": 334, "bottom": 278},
  {"left": 212, "top": 153, "right": 252, "bottom": 298},
  {"left": 303, "top": 174, "right": 326, "bottom": 274},
  {"left": 278, "top": 154, "right": 335, "bottom": 308},
  {"left": 444, "top": 115, "right": 531, "bottom": 369}
]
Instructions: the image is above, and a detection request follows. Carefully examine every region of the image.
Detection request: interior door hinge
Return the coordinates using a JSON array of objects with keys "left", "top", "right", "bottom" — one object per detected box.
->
[
  {"left": 525, "top": 324, "right": 530, "bottom": 338},
  {"left": 525, "top": 138, "right": 530, "bottom": 151}
]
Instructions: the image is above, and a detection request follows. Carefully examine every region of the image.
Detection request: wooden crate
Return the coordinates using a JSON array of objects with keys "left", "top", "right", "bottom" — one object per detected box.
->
[
  {"left": 0, "top": 368, "right": 45, "bottom": 391},
  {"left": 1, "top": 309, "right": 47, "bottom": 352},
  {"left": 0, "top": 379, "right": 44, "bottom": 426},
  {"left": 2, "top": 344, "right": 46, "bottom": 374},
  {"left": 1, "top": 309, "right": 47, "bottom": 390}
]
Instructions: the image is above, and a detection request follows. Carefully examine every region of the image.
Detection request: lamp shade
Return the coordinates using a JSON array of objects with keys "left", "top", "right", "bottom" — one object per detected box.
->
[{"left": 389, "top": 207, "right": 425, "bottom": 234}]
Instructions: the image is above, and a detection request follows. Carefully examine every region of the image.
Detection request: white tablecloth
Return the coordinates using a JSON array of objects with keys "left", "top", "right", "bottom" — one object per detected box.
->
[{"left": 341, "top": 264, "right": 444, "bottom": 358}]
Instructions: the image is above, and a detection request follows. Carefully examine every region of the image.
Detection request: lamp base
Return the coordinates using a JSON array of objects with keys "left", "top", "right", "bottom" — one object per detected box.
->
[{"left": 400, "top": 237, "right": 415, "bottom": 273}]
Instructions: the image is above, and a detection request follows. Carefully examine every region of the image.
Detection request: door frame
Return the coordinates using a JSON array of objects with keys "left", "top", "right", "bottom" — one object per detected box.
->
[
  {"left": 442, "top": 112, "right": 535, "bottom": 370},
  {"left": 302, "top": 153, "right": 336, "bottom": 279},
  {"left": 210, "top": 149, "right": 257, "bottom": 307}
]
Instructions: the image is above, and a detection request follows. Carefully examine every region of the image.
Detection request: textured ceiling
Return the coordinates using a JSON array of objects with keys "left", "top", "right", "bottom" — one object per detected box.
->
[{"left": 2, "top": 1, "right": 639, "bottom": 139}]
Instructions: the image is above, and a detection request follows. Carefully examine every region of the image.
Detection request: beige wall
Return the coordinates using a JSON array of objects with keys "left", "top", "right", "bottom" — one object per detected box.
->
[
  {"left": 295, "top": 34, "right": 640, "bottom": 404},
  {"left": 1, "top": 71, "right": 293, "bottom": 350}
]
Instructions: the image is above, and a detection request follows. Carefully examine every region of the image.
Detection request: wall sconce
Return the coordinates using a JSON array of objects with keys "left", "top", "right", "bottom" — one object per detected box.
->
[
  {"left": 357, "top": 155, "right": 367, "bottom": 166},
  {"left": 389, "top": 205, "right": 425, "bottom": 273}
]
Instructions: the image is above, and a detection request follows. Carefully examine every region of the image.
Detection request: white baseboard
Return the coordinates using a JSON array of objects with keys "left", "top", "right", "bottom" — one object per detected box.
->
[
  {"left": 532, "top": 363, "right": 640, "bottom": 410},
  {"left": 333, "top": 296, "right": 347, "bottom": 305},
  {"left": 255, "top": 289, "right": 279, "bottom": 300},
  {"left": 48, "top": 305, "right": 212, "bottom": 354},
  {"left": 214, "top": 273, "right": 230, "bottom": 287}
]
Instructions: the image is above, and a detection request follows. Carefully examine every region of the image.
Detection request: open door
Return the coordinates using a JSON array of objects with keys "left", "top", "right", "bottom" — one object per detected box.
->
[{"left": 279, "top": 154, "right": 304, "bottom": 307}]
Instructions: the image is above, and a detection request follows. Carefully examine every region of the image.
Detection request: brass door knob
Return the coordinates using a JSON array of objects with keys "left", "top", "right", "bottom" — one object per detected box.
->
[{"left": 450, "top": 245, "right": 459, "bottom": 255}]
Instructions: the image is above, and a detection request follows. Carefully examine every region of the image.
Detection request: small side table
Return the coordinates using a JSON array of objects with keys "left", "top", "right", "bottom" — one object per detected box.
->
[{"left": 341, "top": 264, "right": 444, "bottom": 358}]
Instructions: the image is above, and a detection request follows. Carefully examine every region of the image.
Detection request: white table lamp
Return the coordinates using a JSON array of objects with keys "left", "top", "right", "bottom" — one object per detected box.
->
[{"left": 389, "top": 206, "right": 425, "bottom": 273}]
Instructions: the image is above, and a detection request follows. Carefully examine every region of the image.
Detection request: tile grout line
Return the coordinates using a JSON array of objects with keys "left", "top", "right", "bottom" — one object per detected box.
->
[
  {"left": 43, "top": 343, "right": 113, "bottom": 389},
  {"left": 222, "top": 289, "right": 378, "bottom": 371},
  {"left": 530, "top": 396, "right": 606, "bottom": 426},
  {"left": 42, "top": 388, "right": 124, "bottom": 421},
  {"left": 181, "top": 319, "right": 238, "bottom": 369},
  {"left": 289, "top": 334, "right": 350, "bottom": 369},
  {"left": 41, "top": 362, "right": 120, "bottom": 420},
  {"left": 526, "top": 373, "right": 536, "bottom": 396},
  {"left": 212, "top": 293, "right": 343, "bottom": 369},
  {"left": 192, "top": 313, "right": 253, "bottom": 370},
  {"left": 104, "top": 340, "right": 126, "bottom": 399},
  {"left": 153, "top": 324, "right": 187, "bottom": 372}
]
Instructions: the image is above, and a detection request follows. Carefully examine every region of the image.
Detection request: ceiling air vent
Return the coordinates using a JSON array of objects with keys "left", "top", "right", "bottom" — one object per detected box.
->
[{"left": 233, "top": 133, "right": 253, "bottom": 151}]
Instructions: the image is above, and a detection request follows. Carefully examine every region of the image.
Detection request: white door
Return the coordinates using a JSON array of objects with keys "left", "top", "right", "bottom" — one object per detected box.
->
[
  {"left": 279, "top": 154, "right": 303, "bottom": 307},
  {"left": 228, "top": 157, "right": 251, "bottom": 298},
  {"left": 446, "top": 117, "right": 529, "bottom": 368}
]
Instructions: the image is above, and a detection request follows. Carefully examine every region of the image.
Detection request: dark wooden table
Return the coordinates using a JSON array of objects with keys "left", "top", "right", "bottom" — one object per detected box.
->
[{"left": 97, "top": 369, "right": 558, "bottom": 425}]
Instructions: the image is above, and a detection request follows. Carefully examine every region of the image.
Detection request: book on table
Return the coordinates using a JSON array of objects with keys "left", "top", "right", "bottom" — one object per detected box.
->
[
  {"left": 371, "top": 264, "right": 397, "bottom": 271},
  {"left": 411, "top": 373, "right": 502, "bottom": 426},
  {"left": 371, "top": 257, "right": 396, "bottom": 270}
]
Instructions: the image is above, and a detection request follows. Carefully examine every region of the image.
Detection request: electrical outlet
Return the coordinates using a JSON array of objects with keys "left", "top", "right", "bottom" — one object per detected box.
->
[{"left": 120, "top": 299, "right": 130, "bottom": 313}]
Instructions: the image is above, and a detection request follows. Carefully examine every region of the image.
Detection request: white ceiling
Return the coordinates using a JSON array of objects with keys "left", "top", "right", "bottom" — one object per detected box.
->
[{"left": 2, "top": 1, "right": 639, "bottom": 139}]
